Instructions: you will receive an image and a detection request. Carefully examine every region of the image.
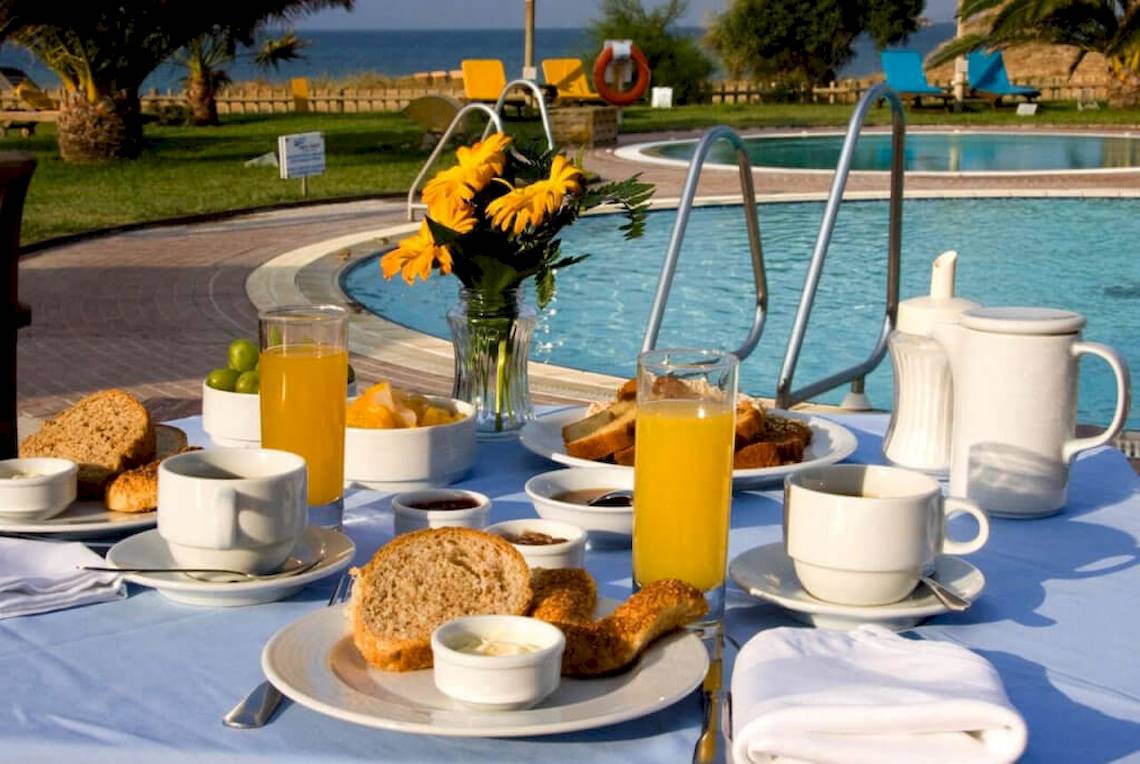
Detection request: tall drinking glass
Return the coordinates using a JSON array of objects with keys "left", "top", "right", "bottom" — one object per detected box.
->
[
  {"left": 633, "top": 348, "right": 738, "bottom": 631},
  {"left": 259, "top": 305, "right": 348, "bottom": 529}
]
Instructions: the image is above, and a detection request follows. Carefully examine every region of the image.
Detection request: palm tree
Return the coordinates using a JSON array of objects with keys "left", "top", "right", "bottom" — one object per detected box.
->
[
  {"left": 178, "top": 30, "right": 306, "bottom": 127},
  {"left": 929, "top": 0, "right": 1140, "bottom": 107},
  {"left": 1, "top": 0, "right": 351, "bottom": 161}
]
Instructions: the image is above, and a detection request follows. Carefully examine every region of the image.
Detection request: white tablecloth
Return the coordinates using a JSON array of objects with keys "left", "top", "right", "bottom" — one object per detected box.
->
[{"left": 1, "top": 413, "right": 1137, "bottom": 762}]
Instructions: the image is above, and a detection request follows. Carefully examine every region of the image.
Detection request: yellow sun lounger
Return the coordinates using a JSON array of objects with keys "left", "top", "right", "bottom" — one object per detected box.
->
[
  {"left": 461, "top": 59, "right": 510, "bottom": 102},
  {"left": 541, "top": 58, "right": 605, "bottom": 102}
]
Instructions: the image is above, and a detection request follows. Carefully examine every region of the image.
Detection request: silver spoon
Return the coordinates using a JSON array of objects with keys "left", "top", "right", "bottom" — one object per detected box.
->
[
  {"left": 920, "top": 574, "right": 971, "bottom": 612},
  {"left": 587, "top": 489, "right": 633, "bottom": 507}
]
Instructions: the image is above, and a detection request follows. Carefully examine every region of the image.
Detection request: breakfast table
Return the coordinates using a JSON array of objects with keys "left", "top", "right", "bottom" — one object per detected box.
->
[{"left": 2, "top": 411, "right": 1138, "bottom": 763}]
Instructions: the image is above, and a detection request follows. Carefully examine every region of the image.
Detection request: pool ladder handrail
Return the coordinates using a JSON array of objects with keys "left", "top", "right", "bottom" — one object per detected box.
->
[
  {"left": 406, "top": 80, "right": 555, "bottom": 222},
  {"left": 641, "top": 125, "right": 769, "bottom": 361},
  {"left": 774, "top": 82, "right": 906, "bottom": 410}
]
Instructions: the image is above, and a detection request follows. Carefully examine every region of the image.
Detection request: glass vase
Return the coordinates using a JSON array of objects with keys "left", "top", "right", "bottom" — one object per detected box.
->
[{"left": 447, "top": 287, "right": 536, "bottom": 437}]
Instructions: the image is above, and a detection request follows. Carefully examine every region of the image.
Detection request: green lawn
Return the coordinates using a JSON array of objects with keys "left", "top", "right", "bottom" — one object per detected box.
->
[{"left": 7, "top": 101, "right": 1140, "bottom": 244}]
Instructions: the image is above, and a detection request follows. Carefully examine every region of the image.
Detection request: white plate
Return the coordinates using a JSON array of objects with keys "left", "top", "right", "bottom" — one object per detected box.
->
[
  {"left": 729, "top": 542, "right": 985, "bottom": 631},
  {"left": 262, "top": 597, "right": 709, "bottom": 737},
  {"left": 106, "top": 526, "right": 355, "bottom": 607},
  {"left": 519, "top": 406, "right": 858, "bottom": 489},
  {"left": 0, "top": 500, "right": 156, "bottom": 537}
]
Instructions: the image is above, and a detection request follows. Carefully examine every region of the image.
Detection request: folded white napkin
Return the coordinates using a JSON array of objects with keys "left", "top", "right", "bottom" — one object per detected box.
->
[
  {"left": 731, "top": 624, "right": 1028, "bottom": 764},
  {"left": 0, "top": 538, "right": 126, "bottom": 619}
]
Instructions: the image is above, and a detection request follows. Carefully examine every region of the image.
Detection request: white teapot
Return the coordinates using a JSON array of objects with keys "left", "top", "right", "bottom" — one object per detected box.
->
[{"left": 934, "top": 307, "right": 1131, "bottom": 518}]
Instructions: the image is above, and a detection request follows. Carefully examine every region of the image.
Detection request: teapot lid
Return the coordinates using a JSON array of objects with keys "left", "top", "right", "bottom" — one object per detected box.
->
[{"left": 959, "top": 307, "right": 1086, "bottom": 335}]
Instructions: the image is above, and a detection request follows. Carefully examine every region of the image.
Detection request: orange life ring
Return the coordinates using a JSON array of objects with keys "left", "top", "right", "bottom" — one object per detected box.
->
[{"left": 593, "top": 44, "right": 651, "bottom": 106}]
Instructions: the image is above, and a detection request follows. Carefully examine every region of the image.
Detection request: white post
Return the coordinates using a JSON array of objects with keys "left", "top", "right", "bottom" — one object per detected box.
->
[{"left": 952, "top": 2, "right": 966, "bottom": 103}]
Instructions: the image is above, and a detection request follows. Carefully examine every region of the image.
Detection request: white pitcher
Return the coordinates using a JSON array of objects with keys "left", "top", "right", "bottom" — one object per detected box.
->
[{"left": 934, "top": 307, "right": 1131, "bottom": 518}]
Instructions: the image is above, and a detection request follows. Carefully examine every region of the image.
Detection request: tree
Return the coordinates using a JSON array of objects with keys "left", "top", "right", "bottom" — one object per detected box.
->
[
  {"left": 708, "top": 0, "right": 924, "bottom": 87},
  {"left": 0, "top": 1, "right": 350, "bottom": 162},
  {"left": 177, "top": 30, "right": 306, "bottom": 127},
  {"left": 928, "top": 0, "right": 1140, "bottom": 108},
  {"left": 587, "top": 0, "right": 715, "bottom": 104}
]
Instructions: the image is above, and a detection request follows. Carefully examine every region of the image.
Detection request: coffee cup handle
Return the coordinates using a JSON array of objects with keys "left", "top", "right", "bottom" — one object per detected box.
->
[
  {"left": 1062, "top": 342, "right": 1131, "bottom": 464},
  {"left": 211, "top": 487, "right": 239, "bottom": 549},
  {"left": 942, "top": 497, "right": 989, "bottom": 556}
]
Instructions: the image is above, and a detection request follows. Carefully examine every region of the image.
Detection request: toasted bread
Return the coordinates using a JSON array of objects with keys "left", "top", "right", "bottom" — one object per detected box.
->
[
  {"left": 617, "top": 378, "right": 638, "bottom": 401},
  {"left": 734, "top": 404, "right": 766, "bottom": 447},
  {"left": 613, "top": 443, "right": 636, "bottom": 466},
  {"left": 529, "top": 570, "right": 708, "bottom": 677},
  {"left": 564, "top": 402, "right": 637, "bottom": 461},
  {"left": 19, "top": 389, "right": 155, "bottom": 498},
  {"left": 349, "top": 528, "right": 532, "bottom": 672}
]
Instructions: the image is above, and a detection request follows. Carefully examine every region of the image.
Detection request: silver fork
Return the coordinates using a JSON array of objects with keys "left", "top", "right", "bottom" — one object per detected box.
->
[{"left": 222, "top": 570, "right": 353, "bottom": 729}]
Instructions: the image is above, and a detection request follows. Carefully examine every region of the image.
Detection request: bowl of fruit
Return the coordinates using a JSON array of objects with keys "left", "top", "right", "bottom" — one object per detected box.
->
[
  {"left": 344, "top": 381, "right": 476, "bottom": 491},
  {"left": 202, "top": 339, "right": 263, "bottom": 448}
]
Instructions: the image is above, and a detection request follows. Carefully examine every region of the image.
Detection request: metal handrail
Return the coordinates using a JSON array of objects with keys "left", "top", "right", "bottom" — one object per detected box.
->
[
  {"left": 481, "top": 78, "right": 555, "bottom": 150},
  {"left": 642, "top": 125, "right": 768, "bottom": 361},
  {"left": 406, "top": 103, "right": 504, "bottom": 221},
  {"left": 774, "top": 83, "right": 906, "bottom": 410},
  {"left": 406, "top": 80, "right": 556, "bottom": 221}
]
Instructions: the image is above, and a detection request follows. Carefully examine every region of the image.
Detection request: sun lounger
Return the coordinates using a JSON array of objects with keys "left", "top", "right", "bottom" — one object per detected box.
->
[
  {"left": 880, "top": 50, "right": 948, "bottom": 106},
  {"left": 460, "top": 59, "right": 529, "bottom": 116},
  {"left": 967, "top": 50, "right": 1040, "bottom": 105},
  {"left": 541, "top": 58, "right": 605, "bottom": 103}
]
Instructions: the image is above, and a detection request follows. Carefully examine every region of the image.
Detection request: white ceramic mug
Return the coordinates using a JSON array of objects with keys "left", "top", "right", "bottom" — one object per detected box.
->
[
  {"left": 391, "top": 489, "right": 491, "bottom": 536},
  {"left": 157, "top": 448, "right": 307, "bottom": 574},
  {"left": 784, "top": 464, "right": 989, "bottom": 607}
]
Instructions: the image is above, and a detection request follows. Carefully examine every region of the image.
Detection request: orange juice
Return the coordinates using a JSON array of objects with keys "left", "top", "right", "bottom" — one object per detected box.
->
[
  {"left": 633, "top": 399, "right": 735, "bottom": 592},
  {"left": 260, "top": 343, "right": 347, "bottom": 505}
]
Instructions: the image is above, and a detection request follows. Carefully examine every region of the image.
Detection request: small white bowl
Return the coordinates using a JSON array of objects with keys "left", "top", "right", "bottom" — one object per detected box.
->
[
  {"left": 0, "top": 458, "right": 78, "bottom": 523},
  {"left": 524, "top": 467, "right": 634, "bottom": 545},
  {"left": 391, "top": 489, "right": 491, "bottom": 536},
  {"left": 431, "top": 614, "right": 565, "bottom": 710},
  {"left": 201, "top": 381, "right": 260, "bottom": 448},
  {"left": 485, "top": 519, "right": 586, "bottom": 570},
  {"left": 344, "top": 397, "right": 476, "bottom": 492}
]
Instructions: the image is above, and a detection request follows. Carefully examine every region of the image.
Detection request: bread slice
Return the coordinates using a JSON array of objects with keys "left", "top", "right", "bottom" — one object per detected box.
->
[
  {"left": 734, "top": 404, "right": 766, "bottom": 448},
  {"left": 19, "top": 389, "right": 155, "bottom": 498},
  {"left": 349, "top": 527, "right": 532, "bottom": 672},
  {"left": 613, "top": 443, "right": 636, "bottom": 466},
  {"left": 565, "top": 404, "right": 637, "bottom": 461},
  {"left": 561, "top": 399, "right": 634, "bottom": 445},
  {"left": 616, "top": 378, "right": 637, "bottom": 401}
]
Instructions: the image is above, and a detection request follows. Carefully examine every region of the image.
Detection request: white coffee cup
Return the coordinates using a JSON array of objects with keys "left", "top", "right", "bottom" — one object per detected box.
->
[
  {"left": 391, "top": 489, "right": 491, "bottom": 536},
  {"left": 157, "top": 448, "right": 307, "bottom": 574},
  {"left": 783, "top": 464, "right": 989, "bottom": 606}
]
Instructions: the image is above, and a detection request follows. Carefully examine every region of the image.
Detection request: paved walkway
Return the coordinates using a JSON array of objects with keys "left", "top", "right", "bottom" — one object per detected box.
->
[{"left": 15, "top": 128, "right": 1140, "bottom": 475}]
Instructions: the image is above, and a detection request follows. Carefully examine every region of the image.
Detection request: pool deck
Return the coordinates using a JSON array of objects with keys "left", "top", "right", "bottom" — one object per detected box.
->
[{"left": 14, "top": 125, "right": 1140, "bottom": 468}]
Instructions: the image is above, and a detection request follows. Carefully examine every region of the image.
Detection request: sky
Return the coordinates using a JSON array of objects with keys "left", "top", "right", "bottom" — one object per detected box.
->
[{"left": 295, "top": 0, "right": 959, "bottom": 30}]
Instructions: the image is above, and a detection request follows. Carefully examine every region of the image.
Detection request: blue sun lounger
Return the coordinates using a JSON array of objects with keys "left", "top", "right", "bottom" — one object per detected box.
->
[
  {"left": 968, "top": 50, "right": 1041, "bottom": 104},
  {"left": 880, "top": 50, "right": 948, "bottom": 105}
]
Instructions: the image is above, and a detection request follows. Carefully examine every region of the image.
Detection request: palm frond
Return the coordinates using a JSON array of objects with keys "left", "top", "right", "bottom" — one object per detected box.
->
[{"left": 255, "top": 32, "right": 306, "bottom": 69}]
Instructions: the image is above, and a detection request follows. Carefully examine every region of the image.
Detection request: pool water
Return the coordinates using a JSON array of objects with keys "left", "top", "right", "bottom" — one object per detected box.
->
[
  {"left": 343, "top": 198, "right": 1140, "bottom": 428},
  {"left": 647, "top": 132, "right": 1140, "bottom": 173}
]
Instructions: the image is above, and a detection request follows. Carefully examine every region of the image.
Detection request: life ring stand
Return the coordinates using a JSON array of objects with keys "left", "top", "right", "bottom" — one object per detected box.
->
[{"left": 593, "top": 44, "right": 651, "bottom": 106}]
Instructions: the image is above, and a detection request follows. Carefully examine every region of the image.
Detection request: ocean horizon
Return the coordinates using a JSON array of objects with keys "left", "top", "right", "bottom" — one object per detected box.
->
[{"left": 0, "top": 25, "right": 955, "bottom": 94}]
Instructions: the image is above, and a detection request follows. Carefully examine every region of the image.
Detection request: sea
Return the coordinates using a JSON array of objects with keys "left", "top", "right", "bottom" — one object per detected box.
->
[{"left": 0, "top": 25, "right": 956, "bottom": 93}]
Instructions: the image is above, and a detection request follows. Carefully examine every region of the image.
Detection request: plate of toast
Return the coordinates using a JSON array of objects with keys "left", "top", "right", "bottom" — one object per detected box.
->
[
  {"left": 263, "top": 528, "right": 709, "bottom": 737},
  {"left": 519, "top": 380, "right": 858, "bottom": 489},
  {"left": 7, "top": 390, "right": 192, "bottom": 536}
]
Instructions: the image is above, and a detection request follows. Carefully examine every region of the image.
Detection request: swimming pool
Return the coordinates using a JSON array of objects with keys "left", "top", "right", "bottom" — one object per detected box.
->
[
  {"left": 631, "top": 132, "right": 1140, "bottom": 173},
  {"left": 342, "top": 197, "right": 1140, "bottom": 428}
]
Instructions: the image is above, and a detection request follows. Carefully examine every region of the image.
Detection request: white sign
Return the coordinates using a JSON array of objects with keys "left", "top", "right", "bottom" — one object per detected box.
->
[
  {"left": 1016, "top": 103, "right": 1038, "bottom": 117},
  {"left": 278, "top": 131, "right": 325, "bottom": 180}
]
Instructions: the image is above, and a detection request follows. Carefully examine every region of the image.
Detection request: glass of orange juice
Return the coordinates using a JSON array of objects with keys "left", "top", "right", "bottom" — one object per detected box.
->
[
  {"left": 633, "top": 348, "right": 738, "bottom": 630},
  {"left": 259, "top": 305, "right": 348, "bottom": 529}
]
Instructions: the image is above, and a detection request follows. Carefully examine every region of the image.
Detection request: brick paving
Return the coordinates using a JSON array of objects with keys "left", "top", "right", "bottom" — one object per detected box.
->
[{"left": 15, "top": 128, "right": 1140, "bottom": 477}]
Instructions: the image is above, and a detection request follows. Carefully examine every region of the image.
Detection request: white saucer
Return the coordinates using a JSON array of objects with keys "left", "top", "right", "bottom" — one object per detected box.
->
[
  {"left": 729, "top": 542, "right": 985, "bottom": 631},
  {"left": 106, "top": 526, "right": 355, "bottom": 607}
]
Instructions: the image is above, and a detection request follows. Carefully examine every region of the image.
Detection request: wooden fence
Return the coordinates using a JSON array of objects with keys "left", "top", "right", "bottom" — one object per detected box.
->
[{"left": 0, "top": 75, "right": 1114, "bottom": 115}]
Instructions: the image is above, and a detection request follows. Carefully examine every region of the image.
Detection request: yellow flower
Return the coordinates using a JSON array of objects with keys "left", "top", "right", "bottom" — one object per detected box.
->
[
  {"left": 380, "top": 222, "right": 453, "bottom": 284},
  {"left": 485, "top": 155, "right": 583, "bottom": 235},
  {"left": 422, "top": 134, "right": 513, "bottom": 208},
  {"left": 427, "top": 196, "right": 476, "bottom": 234}
]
